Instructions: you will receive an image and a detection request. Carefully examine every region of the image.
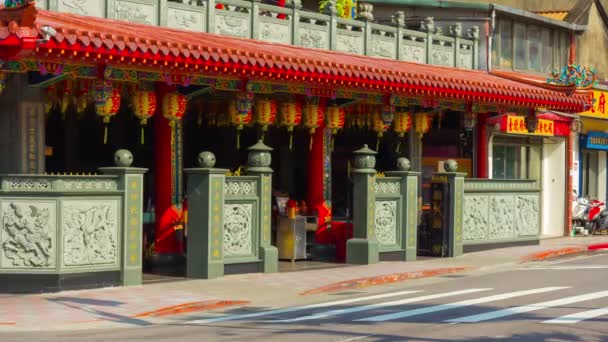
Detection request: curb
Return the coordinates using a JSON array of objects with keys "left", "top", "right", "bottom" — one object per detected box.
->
[
  {"left": 299, "top": 267, "right": 475, "bottom": 296},
  {"left": 520, "top": 246, "right": 587, "bottom": 262},
  {"left": 588, "top": 242, "right": 608, "bottom": 251}
]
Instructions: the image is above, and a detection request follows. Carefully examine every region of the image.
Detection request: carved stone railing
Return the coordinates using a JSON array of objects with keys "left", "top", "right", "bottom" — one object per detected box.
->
[
  {"left": 185, "top": 142, "right": 277, "bottom": 279},
  {"left": 0, "top": 150, "right": 147, "bottom": 293},
  {"left": 463, "top": 179, "right": 540, "bottom": 248},
  {"left": 41, "top": 0, "right": 479, "bottom": 69}
]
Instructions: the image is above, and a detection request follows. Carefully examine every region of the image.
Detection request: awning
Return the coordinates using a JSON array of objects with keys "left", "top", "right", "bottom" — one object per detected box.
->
[{"left": 0, "top": 2, "right": 592, "bottom": 112}]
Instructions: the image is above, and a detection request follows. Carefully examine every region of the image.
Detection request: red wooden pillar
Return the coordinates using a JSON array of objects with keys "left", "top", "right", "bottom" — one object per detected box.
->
[
  {"left": 307, "top": 122, "right": 331, "bottom": 227},
  {"left": 153, "top": 83, "right": 182, "bottom": 255},
  {"left": 476, "top": 113, "right": 489, "bottom": 178}
]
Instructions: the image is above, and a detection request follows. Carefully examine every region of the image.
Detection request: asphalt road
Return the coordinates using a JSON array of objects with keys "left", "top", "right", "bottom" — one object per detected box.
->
[{"left": 3, "top": 253, "right": 608, "bottom": 342}]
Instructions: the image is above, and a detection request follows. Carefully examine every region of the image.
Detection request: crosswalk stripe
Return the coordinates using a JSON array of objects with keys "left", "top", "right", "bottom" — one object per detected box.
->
[
  {"left": 447, "top": 290, "right": 608, "bottom": 323},
  {"left": 357, "top": 287, "right": 569, "bottom": 322},
  {"left": 185, "top": 290, "right": 422, "bottom": 324},
  {"left": 271, "top": 288, "right": 492, "bottom": 323},
  {"left": 542, "top": 307, "right": 608, "bottom": 324}
]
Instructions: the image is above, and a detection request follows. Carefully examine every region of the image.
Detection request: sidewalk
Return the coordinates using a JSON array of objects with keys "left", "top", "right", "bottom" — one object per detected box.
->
[{"left": 1, "top": 235, "right": 607, "bottom": 332}]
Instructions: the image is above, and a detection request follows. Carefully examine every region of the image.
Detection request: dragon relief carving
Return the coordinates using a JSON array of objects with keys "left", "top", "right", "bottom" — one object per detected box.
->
[
  {"left": 375, "top": 200, "right": 397, "bottom": 245},
  {"left": 215, "top": 14, "right": 249, "bottom": 38},
  {"left": 2, "top": 202, "right": 54, "bottom": 267},
  {"left": 300, "top": 28, "right": 326, "bottom": 49},
  {"left": 63, "top": 203, "right": 118, "bottom": 266}
]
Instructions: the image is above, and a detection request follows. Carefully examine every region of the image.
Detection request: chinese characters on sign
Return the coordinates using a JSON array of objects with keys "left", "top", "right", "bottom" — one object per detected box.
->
[
  {"left": 128, "top": 178, "right": 141, "bottom": 266},
  {"left": 505, "top": 115, "right": 554, "bottom": 136},
  {"left": 579, "top": 91, "right": 608, "bottom": 118},
  {"left": 583, "top": 132, "right": 608, "bottom": 150}
]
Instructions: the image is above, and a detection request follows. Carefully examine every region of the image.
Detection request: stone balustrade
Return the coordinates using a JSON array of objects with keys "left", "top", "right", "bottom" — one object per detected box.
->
[{"left": 40, "top": 0, "right": 479, "bottom": 69}]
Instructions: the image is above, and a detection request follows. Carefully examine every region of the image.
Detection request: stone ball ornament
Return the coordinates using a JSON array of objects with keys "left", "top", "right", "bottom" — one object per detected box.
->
[
  {"left": 352, "top": 144, "right": 377, "bottom": 169},
  {"left": 198, "top": 151, "right": 216, "bottom": 168},
  {"left": 396, "top": 157, "right": 411, "bottom": 171},
  {"left": 247, "top": 140, "right": 273, "bottom": 168},
  {"left": 114, "top": 149, "right": 133, "bottom": 167},
  {"left": 444, "top": 159, "right": 458, "bottom": 172}
]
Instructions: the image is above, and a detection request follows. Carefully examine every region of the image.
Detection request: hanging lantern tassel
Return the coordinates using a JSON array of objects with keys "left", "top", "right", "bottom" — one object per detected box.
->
[
  {"left": 162, "top": 92, "right": 187, "bottom": 148},
  {"left": 279, "top": 100, "right": 303, "bottom": 150},
  {"left": 303, "top": 101, "right": 324, "bottom": 151},
  {"left": 326, "top": 104, "right": 345, "bottom": 152},
  {"left": 372, "top": 110, "right": 390, "bottom": 151},
  {"left": 230, "top": 100, "right": 252, "bottom": 149},
  {"left": 393, "top": 111, "right": 412, "bottom": 153},
  {"left": 255, "top": 99, "right": 277, "bottom": 142},
  {"left": 94, "top": 82, "right": 121, "bottom": 145},
  {"left": 133, "top": 88, "right": 157, "bottom": 145}
]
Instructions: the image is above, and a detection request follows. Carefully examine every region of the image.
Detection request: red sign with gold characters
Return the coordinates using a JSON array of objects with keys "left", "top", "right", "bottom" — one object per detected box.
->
[{"left": 504, "top": 115, "right": 554, "bottom": 136}]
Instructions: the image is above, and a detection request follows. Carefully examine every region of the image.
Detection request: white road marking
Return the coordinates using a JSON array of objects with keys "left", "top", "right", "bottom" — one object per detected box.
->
[
  {"left": 184, "top": 290, "right": 422, "bottom": 324},
  {"left": 447, "top": 290, "right": 608, "bottom": 323},
  {"left": 271, "top": 288, "right": 492, "bottom": 323},
  {"left": 517, "top": 266, "right": 608, "bottom": 270},
  {"left": 339, "top": 335, "right": 373, "bottom": 342},
  {"left": 358, "top": 287, "right": 569, "bottom": 322},
  {"left": 539, "top": 253, "right": 606, "bottom": 266},
  {"left": 542, "top": 307, "right": 608, "bottom": 324}
]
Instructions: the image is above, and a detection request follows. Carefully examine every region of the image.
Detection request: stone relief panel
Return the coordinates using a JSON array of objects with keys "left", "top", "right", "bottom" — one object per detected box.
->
[
  {"left": 463, "top": 195, "right": 488, "bottom": 241},
  {"left": 167, "top": 7, "right": 204, "bottom": 32},
  {"left": 62, "top": 179, "right": 117, "bottom": 191},
  {"left": 260, "top": 20, "right": 290, "bottom": 44},
  {"left": 401, "top": 44, "right": 425, "bottom": 63},
  {"left": 459, "top": 50, "right": 473, "bottom": 69},
  {"left": 515, "top": 195, "right": 540, "bottom": 236},
  {"left": 62, "top": 200, "right": 119, "bottom": 267},
  {"left": 336, "top": 33, "right": 364, "bottom": 55},
  {"left": 488, "top": 196, "right": 515, "bottom": 240},
  {"left": 431, "top": 49, "right": 454, "bottom": 67},
  {"left": 224, "top": 181, "right": 256, "bottom": 197},
  {"left": 1, "top": 201, "right": 56, "bottom": 268},
  {"left": 375, "top": 200, "right": 397, "bottom": 246},
  {"left": 115, "top": 1, "right": 155, "bottom": 25},
  {"left": 223, "top": 203, "right": 253, "bottom": 257},
  {"left": 374, "top": 181, "right": 400, "bottom": 195},
  {"left": 58, "top": 0, "right": 103, "bottom": 17},
  {"left": 299, "top": 27, "right": 328, "bottom": 49},
  {"left": 5, "top": 178, "right": 51, "bottom": 191},
  {"left": 370, "top": 38, "right": 396, "bottom": 59},
  {"left": 215, "top": 13, "right": 250, "bottom": 38}
]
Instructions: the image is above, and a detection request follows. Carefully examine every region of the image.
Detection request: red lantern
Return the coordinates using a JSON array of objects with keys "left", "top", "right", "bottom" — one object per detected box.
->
[
  {"left": 133, "top": 89, "right": 157, "bottom": 144},
  {"left": 162, "top": 92, "right": 187, "bottom": 126},
  {"left": 393, "top": 111, "right": 412, "bottom": 152},
  {"left": 230, "top": 100, "right": 253, "bottom": 148},
  {"left": 94, "top": 81, "right": 121, "bottom": 144},
  {"left": 255, "top": 98, "right": 277, "bottom": 141},
  {"left": 303, "top": 99, "right": 324, "bottom": 150},
  {"left": 279, "top": 100, "right": 303, "bottom": 150},
  {"left": 326, "top": 104, "right": 345, "bottom": 151}
]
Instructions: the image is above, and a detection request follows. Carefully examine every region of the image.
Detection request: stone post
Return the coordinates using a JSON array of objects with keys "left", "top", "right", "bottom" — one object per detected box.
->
[
  {"left": 99, "top": 150, "right": 148, "bottom": 286},
  {"left": 246, "top": 141, "right": 278, "bottom": 273},
  {"left": 468, "top": 26, "right": 480, "bottom": 69},
  {"left": 422, "top": 17, "right": 435, "bottom": 65},
  {"left": 347, "top": 144, "right": 379, "bottom": 264},
  {"left": 184, "top": 152, "right": 227, "bottom": 279},
  {"left": 450, "top": 23, "right": 462, "bottom": 68},
  {"left": 392, "top": 11, "right": 406, "bottom": 61},
  {"left": 385, "top": 157, "right": 420, "bottom": 261},
  {"left": 291, "top": 0, "right": 302, "bottom": 45},
  {"left": 324, "top": 0, "right": 338, "bottom": 51},
  {"left": 432, "top": 159, "right": 465, "bottom": 257}
]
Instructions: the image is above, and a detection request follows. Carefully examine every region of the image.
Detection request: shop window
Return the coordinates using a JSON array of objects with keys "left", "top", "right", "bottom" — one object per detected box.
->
[
  {"left": 499, "top": 20, "right": 512, "bottom": 68},
  {"left": 527, "top": 25, "right": 541, "bottom": 72},
  {"left": 492, "top": 137, "right": 541, "bottom": 180},
  {"left": 513, "top": 23, "right": 527, "bottom": 70},
  {"left": 582, "top": 150, "right": 598, "bottom": 198},
  {"left": 541, "top": 28, "right": 553, "bottom": 74}
]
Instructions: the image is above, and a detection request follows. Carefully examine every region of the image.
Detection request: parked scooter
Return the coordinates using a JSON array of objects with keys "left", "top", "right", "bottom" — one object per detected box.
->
[
  {"left": 572, "top": 197, "right": 589, "bottom": 231},
  {"left": 588, "top": 199, "right": 608, "bottom": 235}
]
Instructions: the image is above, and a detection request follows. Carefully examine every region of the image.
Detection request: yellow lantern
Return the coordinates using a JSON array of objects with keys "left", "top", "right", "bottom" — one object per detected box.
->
[
  {"left": 303, "top": 100, "right": 324, "bottom": 150},
  {"left": 414, "top": 112, "right": 434, "bottom": 139},
  {"left": 132, "top": 89, "right": 157, "bottom": 144},
  {"left": 60, "top": 80, "right": 73, "bottom": 119},
  {"left": 229, "top": 100, "right": 253, "bottom": 148},
  {"left": 326, "top": 104, "right": 345, "bottom": 151},
  {"left": 279, "top": 100, "right": 302, "bottom": 150},
  {"left": 393, "top": 111, "right": 412, "bottom": 152},
  {"left": 94, "top": 81, "right": 121, "bottom": 144},
  {"left": 255, "top": 99, "right": 277, "bottom": 140}
]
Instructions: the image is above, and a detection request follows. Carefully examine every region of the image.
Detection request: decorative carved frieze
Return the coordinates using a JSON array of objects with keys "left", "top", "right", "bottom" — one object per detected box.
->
[
  {"left": 224, "top": 180, "right": 256, "bottom": 197},
  {"left": 215, "top": 13, "right": 249, "bottom": 38},
  {"left": 463, "top": 195, "right": 488, "bottom": 241},
  {"left": 375, "top": 200, "right": 397, "bottom": 246},
  {"left": 223, "top": 203, "right": 253, "bottom": 257},
  {"left": 515, "top": 195, "right": 539, "bottom": 236},
  {"left": 260, "top": 20, "right": 290, "bottom": 44}
]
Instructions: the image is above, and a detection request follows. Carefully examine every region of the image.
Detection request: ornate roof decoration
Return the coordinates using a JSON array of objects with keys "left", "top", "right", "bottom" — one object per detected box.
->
[{"left": 547, "top": 64, "right": 598, "bottom": 89}]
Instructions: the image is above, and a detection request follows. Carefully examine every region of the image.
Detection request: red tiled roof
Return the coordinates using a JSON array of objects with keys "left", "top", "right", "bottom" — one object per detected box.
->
[{"left": 0, "top": 4, "right": 591, "bottom": 112}]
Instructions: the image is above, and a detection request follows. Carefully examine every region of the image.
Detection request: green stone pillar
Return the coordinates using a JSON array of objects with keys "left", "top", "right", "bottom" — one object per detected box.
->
[
  {"left": 184, "top": 151, "right": 227, "bottom": 279},
  {"left": 246, "top": 141, "right": 278, "bottom": 273},
  {"left": 386, "top": 157, "right": 420, "bottom": 261},
  {"left": 99, "top": 150, "right": 148, "bottom": 286},
  {"left": 434, "top": 159, "right": 465, "bottom": 257},
  {"left": 347, "top": 144, "right": 379, "bottom": 265}
]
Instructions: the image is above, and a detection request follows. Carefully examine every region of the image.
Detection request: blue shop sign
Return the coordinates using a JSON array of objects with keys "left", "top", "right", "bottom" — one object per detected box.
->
[{"left": 583, "top": 132, "right": 608, "bottom": 150}]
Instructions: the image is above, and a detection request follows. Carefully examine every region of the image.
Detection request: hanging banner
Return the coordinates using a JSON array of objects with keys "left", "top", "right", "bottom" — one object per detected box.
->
[
  {"left": 503, "top": 115, "right": 554, "bottom": 136},
  {"left": 579, "top": 90, "right": 608, "bottom": 119}
]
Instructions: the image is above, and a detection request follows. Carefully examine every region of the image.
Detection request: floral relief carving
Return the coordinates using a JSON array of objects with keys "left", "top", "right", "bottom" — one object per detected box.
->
[
  {"left": 62, "top": 202, "right": 118, "bottom": 266},
  {"left": 515, "top": 195, "right": 539, "bottom": 236},
  {"left": 299, "top": 28, "right": 327, "bottom": 49},
  {"left": 168, "top": 8, "right": 202, "bottom": 31},
  {"left": 224, "top": 181, "right": 256, "bottom": 197},
  {"left": 431, "top": 49, "right": 453, "bottom": 66},
  {"left": 2, "top": 202, "right": 54, "bottom": 268},
  {"left": 115, "top": 1, "right": 154, "bottom": 24},
  {"left": 488, "top": 196, "right": 515, "bottom": 240},
  {"left": 374, "top": 181, "right": 399, "bottom": 194},
  {"left": 463, "top": 195, "right": 488, "bottom": 241},
  {"left": 375, "top": 200, "right": 397, "bottom": 246},
  {"left": 337, "top": 33, "right": 363, "bottom": 54},
  {"left": 223, "top": 203, "right": 253, "bottom": 257},
  {"left": 260, "top": 21, "right": 290, "bottom": 44},
  {"left": 370, "top": 38, "right": 395, "bottom": 58},
  {"left": 401, "top": 44, "right": 425, "bottom": 63}
]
